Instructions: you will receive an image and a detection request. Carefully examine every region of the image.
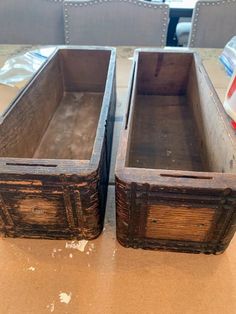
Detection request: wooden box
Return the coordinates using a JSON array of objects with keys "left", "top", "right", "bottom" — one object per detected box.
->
[
  {"left": 116, "top": 49, "right": 236, "bottom": 254},
  {"left": 0, "top": 47, "right": 116, "bottom": 239}
]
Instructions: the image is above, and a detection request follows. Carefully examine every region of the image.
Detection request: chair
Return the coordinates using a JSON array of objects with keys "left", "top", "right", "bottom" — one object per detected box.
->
[
  {"left": 177, "top": 0, "right": 236, "bottom": 48},
  {"left": 0, "top": 0, "right": 65, "bottom": 44},
  {"left": 176, "top": 19, "right": 192, "bottom": 47},
  {"left": 64, "top": 0, "right": 169, "bottom": 46}
]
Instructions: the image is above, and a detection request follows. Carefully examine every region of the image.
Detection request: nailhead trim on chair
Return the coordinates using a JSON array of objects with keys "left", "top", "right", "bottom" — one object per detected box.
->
[
  {"left": 64, "top": 0, "right": 169, "bottom": 46},
  {"left": 46, "top": 0, "right": 64, "bottom": 3},
  {"left": 189, "top": 0, "right": 236, "bottom": 47}
]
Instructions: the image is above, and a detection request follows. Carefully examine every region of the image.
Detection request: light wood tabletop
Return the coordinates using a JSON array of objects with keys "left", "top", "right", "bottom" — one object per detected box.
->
[{"left": 0, "top": 46, "right": 235, "bottom": 314}]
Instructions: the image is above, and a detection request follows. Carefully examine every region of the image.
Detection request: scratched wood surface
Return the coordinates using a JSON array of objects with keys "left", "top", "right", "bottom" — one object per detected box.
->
[{"left": 0, "top": 46, "right": 236, "bottom": 314}]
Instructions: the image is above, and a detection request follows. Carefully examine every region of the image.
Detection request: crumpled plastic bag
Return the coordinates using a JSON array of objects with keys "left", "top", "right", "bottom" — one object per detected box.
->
[{"left": 0, "top": 47, "right": 56, "bottom": 115}]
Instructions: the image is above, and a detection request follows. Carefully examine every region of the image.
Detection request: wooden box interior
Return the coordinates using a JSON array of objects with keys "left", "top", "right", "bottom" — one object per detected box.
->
[
  {"left": 127, "top": 51, "right": 236, "bottom": 174},
  {"left": 0, "top": 49, "right": 111, "bottom": 161}
]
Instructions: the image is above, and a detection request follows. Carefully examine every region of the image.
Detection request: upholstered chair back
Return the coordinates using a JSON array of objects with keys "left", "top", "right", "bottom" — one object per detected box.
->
[
  {"left": 64, "top": 0, "right": 169, "bottom": 46},
  {"left": 0, "top": 0, "right": 64, "bottom": 44}
]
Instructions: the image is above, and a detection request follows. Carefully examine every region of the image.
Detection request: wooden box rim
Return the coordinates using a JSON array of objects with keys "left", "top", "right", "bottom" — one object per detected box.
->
[{"left": 0, "top": 46, "right": 116, "bottom": 177}]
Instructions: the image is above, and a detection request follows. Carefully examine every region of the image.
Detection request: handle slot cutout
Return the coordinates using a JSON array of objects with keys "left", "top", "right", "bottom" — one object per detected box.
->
[
  {"left": 6, "top": 162, "right": 57, "bottom": 168},
  {"left": 160, "top": 173, "right": 212, "bottom": 180}
]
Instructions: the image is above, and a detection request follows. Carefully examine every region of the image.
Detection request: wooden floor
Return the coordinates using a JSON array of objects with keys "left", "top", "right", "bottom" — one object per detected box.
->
[
  {"left": 128, "top": 95, "right": 205, "bottom": 171},
  {"left": 34, "top": 92, "right": 103, "bottom": 160}
]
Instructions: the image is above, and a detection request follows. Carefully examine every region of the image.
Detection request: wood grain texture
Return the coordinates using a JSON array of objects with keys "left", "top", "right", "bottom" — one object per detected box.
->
[
  {"left": 7, "top": 193, "right": 68, "bottom": 227},
  {"left": 137, "top": 51, "right": 193, "bottom": 95},
  {"left": 59, "top": 49, "right": 111, "bottom": 93},
  {"left": 116, "top": 177, "right": 236, "bottom": 254},
  {"left": 146, "top": 204, "right": 216, "bottom": 242},
  {"left": 115, "top": 177, "right": 130, "bottom": 246},
  {"left": 0, "top": 171, "right": 105, "bottom": 239}
]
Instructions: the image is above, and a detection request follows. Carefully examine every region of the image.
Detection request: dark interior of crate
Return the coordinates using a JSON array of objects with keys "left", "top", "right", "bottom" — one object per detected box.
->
[
  {"left": 0, "top": 49, "right": 111, "bottom": 160},
  {"left": 127, "top": 52, "right": 214, "bottom": 172}
]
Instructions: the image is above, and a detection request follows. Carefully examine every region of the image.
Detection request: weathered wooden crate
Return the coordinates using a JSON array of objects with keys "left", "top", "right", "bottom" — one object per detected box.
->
[
  {"left": 0, "top": 47, "right": 116, "bottom": 239},
  {"left": 116, "top": 49, "right": 236, "bottom": 254}
]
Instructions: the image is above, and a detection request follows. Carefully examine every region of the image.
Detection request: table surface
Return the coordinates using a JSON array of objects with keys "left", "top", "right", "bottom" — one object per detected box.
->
[{"left": 0, "top": 46, "right": 235, "bottom": 314}]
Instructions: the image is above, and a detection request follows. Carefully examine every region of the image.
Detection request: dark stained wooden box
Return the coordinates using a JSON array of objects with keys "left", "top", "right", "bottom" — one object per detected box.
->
[
  {"left": 116, "top": 49, "right": 236, "bottom": 254},
  {"left": 0, "top": 47, "right": 116, "bottom": 239}
]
